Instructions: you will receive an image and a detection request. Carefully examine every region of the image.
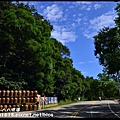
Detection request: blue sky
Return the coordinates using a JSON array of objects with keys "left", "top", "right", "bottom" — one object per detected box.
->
[{"left": 21, "top": 1, "right": 119, "bottom": 79}]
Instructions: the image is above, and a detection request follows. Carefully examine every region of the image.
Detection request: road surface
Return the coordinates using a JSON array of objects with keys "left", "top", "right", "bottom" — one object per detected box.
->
[{"left": 0, "top": 100, "right": 120, "bottom": 118}]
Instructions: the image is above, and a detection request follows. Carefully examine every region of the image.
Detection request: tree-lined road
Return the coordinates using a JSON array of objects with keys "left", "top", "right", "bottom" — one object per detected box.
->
[{"left": 0, "top": 100, "right": 119, "bottom": 118}]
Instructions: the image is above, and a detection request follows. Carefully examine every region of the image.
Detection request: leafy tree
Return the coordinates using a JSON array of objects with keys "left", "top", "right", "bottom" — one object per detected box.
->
[
  {"left": 103, "top": 80, "right": 118, "bottom": 98},
  {"left": 97, "top": 73, "right": 119, "bottom": 98},
  {"left": 97, "top": 73, "right": 112, "bottom": 82},
  {"left": 0, "top": 1, "right": 54, "bottom": 92},
  {"left": 94, "top": 27, "right": 119, "bottom": 79},
  {"left": 69, "top": 68, "right": 83, "bottom": 101},
  {"left": 93, "top": 3, "right": 120, "bottom": 95},
  {"left": 50, "top": 38, "right": 73, "bottom": 101},
  {"left": 91, "top": 79, "right": 101, "bottom": 100},
  {"left": 82, "top": 76, "right": 94, "bottom": 100},
  {"left": 1, "top": 1, "right": 119, "bottom": 102}
]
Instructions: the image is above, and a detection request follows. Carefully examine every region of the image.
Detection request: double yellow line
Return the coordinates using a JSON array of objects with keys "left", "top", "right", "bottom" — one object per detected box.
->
[{"left": 70, "top": 101, "right": 96, "bottom": 118}]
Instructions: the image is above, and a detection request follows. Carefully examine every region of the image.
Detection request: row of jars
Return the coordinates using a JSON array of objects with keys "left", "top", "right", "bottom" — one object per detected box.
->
[
  {"left": 0, "top": 104, "right": 38, "bottom": 111},
  {"left": 0, "top": 90, "right": 38, "bottom": 96},
  {"left": 0, "top": 97, "right": 38, "bottom": 103}
]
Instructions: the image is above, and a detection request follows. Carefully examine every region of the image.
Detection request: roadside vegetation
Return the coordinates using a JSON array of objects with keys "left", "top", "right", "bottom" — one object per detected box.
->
[{"left": 0, "top": 1, "right": 119, "bottom": 104}]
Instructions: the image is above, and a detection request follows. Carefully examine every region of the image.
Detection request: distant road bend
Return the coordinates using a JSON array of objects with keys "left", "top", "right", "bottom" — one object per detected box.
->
[{"left": 0, "top": 100, "right": 120, "bottom": 118}]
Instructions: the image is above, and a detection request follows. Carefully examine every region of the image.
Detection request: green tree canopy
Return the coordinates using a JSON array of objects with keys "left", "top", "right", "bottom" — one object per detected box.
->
[{"left": 93, "top": 3, "right": 120, "bottom": 86}]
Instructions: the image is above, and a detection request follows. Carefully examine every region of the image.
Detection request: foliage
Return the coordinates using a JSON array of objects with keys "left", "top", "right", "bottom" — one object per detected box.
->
[
  {"left": 0, "top": 1, "right": 119, "bottom": 102},
  {"left": 93, "top": 3, "right": 120, "bottom": 96}
]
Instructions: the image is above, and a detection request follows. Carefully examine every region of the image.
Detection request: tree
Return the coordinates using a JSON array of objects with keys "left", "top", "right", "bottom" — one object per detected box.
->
[
  {"left": 82, "top": 76, "right": 94, "bottom": 100},
  {"left": 3, "top": 1, "right": 118, "bottom": 102},
  {"left": 93, "top": 3, "right": 120, "bottom": 95},
  {"left": 97, "top": 73, "right": 119, "bottom": 98},
  {"left": 103, "top": 80, "right": 118, "bottom": 98},
  {"left": 0, "top": 1, "right": 54, "bottom": 92},
  {"left": 50, "top": 38, "right": 73, "bottom": 101},
  {"left": 69, "top": 68, "right": 83, "bottom": 101}
]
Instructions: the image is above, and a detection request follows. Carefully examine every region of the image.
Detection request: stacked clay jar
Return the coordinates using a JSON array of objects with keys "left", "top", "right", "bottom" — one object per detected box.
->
[{"left": 0, "top": 90, "right": 38, "bottom": 111}]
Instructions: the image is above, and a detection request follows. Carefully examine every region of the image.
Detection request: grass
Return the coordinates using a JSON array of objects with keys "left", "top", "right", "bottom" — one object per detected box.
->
[
  {"left": 38, "top": 96, "right": 120, "bottom": 110},
  {"left": 42, "top": 99, "right": 81, "bottom": 109},
  {"left": 38, "top": 97, "right": 120, "bottom": 110}
]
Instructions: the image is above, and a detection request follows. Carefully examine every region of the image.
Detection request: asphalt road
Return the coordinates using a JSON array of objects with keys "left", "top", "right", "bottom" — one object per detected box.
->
[{"left": 0, "top": 100, "right": 120, "bottom": 118}]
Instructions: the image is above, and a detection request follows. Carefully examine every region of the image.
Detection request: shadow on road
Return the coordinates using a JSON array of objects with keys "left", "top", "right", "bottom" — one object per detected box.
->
[{"left": 30, "top": 103, "right": 120, "bottom": 118}]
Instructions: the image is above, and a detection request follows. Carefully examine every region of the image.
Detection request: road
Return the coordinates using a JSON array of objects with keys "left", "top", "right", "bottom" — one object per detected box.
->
[{"left": 0, "top": 100, "right": 120, "bottom": 118}]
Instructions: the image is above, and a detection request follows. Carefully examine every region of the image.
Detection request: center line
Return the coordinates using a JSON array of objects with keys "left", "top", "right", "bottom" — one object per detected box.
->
[{"left": 70, "top": 101, "right": 96, "bottom": 118}]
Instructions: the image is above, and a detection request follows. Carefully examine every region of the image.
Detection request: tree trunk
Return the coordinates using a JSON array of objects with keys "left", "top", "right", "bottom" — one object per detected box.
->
[{"left": 116, "top": 71, "right": 120, "bottom": 96}]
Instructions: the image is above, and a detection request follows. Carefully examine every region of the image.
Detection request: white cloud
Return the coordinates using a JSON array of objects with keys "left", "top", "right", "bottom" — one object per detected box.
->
[
  {"left": 79, "top": 62, "right": 85, "bottom": 64},
  {"left": 73, "top": 14, "right": 76, "bottom": 17},
  {"left": 43, "top": 4, "right": 63, "bottom": 22},
  {"left": 75, "top": 1, "right": 91, "bottom": 4},
  {"left": 65, "top": 9, "right": 69, "bottom": 12},
  {"left": 82, "top": 71, "right": 88, "bottom": 75},
  {"left": 80, "top": 5, "right": 86, "bottom": 10},
  {"left": 75, "top": 18, "right": 81, "bottom": 25},
  {"left": 65, "top": 2, "right": 73, "bottom": 5},
  {"left": 83, "top": 10, "right": 117, "bottom": 39},
  {"left": 83, "top": 31, "right": 96, "bottom": 39},
  {"left": 79, "top": 61, "right": 94, "bottom": 64},
  {"left": 86, "top": 5, "right": 92, "bottom": 11},
  {"left": 90, "top": 10, "right": 117, "bottom": 30},
  {"left": 27, "top": 1, "right": 40, "bottom": 7},
  {"left": 80, "top": 1, "right": 92, "bottom": 4},
  {"left": 40, "top": 5, "right": 45, "bottom": 9},
  {"left": 51, "top": 25, "right": 77, "bottom": 44},
  {"left": 68, "top": 5, "right": 74, "bottom": 9},
  {"left": 77, "top": 3, "right": 92, "bottom": 11},
  {"left": 88, "top": 61, "right": 94, "bottom": 63},
  {"left": 94, "top": 4, "right": 102, "bottom": 10},
  {"left": 73, "top": 1, "right": 92, "bottom": 9},
  {"left": 71, "top": 23, "right": 76, "bottom": 28}
]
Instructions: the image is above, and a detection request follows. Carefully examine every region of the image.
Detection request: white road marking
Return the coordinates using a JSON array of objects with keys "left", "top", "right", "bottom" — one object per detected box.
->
[
  {"left": 108, "top": 103, "right": 120, "bottom": 118},
  {"left": 101, "top": 104, "right": 106, "bottom": 116},
  {"left": 90, "top": 106, "right": 93, "bottom": 118}
]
